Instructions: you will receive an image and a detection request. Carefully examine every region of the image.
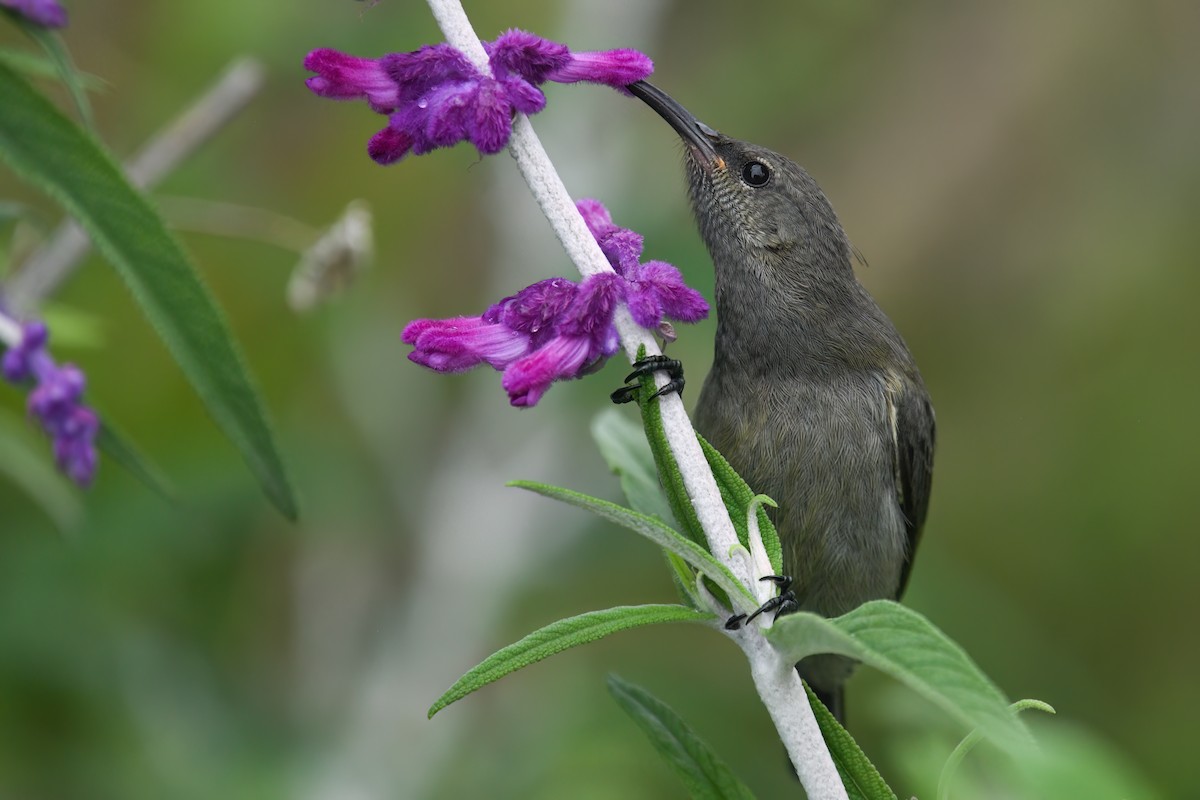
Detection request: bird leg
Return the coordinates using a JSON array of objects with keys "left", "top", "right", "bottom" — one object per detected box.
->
[
  {"left": 610, "top": 355, "right": 685, "bottom": 404},
  {"left": 724, "top": 575, "right": 798, "bottom": 630}
]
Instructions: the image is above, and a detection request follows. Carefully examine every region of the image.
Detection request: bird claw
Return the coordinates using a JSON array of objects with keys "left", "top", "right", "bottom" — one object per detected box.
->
[
  {"left": 610, "top": 355, "right": 685, "bottom": 405},
  {"left": 724, "top": 575, "right": 798, "bottom": 630}
]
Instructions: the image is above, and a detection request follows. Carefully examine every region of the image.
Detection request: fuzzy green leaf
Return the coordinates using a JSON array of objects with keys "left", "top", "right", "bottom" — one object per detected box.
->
[
  {"left": 623, "top": 348, "right": 782, "bottom": 576},
  {"left": 607, "top": 674, "right": 757, "bottom": 800},
  {"left": 767, "top": 601, "right": 1030, "bottom": 753},
  {"left": 0, "top": 62, "right": 297, "bottom": 519},
  {"left": 629, "top": 347, "right": 708, "bottom": 548},
  {"left": 510, "top": 480, "right": 757, "bottom": 613},
  {"left": 591, "top": 407, "right": 676, "bottom": 525},
  {"left": 428, "top": 605, "right": 713, "bottom": 718},
  {"left": 664, "top": 550, "right": 702, "bottom": 610},
  {"left": 698, "top": 434, "right": 783, "bottom": 574},
  {"left": 804, "top": 683, "right": 897, "bottom": 800}
]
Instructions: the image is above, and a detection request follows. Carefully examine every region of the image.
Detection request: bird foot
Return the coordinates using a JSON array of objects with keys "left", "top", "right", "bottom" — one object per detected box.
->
[
  {"left": 610, "top": 355, "right": 685, "bottom": 404},
  {"left": 724, "top": 576, "right": 798, "bottom": 630}
]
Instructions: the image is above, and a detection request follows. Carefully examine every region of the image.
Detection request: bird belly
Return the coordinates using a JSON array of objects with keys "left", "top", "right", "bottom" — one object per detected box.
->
[{"left": 695, "top": 369, "right": 907, "bottom": 619}]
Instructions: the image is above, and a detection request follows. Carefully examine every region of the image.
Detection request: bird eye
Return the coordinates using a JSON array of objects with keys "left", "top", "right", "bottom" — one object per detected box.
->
[{"left": 741, "top": 160, "right": 771, "bottom": 187}]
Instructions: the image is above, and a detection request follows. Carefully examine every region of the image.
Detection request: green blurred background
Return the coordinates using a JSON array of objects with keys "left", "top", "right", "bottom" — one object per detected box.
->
[{"left": 2, "top": 1, "right": 1197, "bottom": 797}]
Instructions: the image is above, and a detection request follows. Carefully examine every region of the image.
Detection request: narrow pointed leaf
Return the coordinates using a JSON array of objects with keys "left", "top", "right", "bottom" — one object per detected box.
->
[
  {"left": 607, "top": 674, "right": 758, "bottom": 800},
  {"left": 697, "top": 433, "right": 783, "bottom": 574},
  {"left": 0, "top": 63, "right": 297, "bottom": 519},
  {"left": 626, "top": 348, "right": 781, "bottom": 574},
  {"left": 664, "top": 550, "right": 702, "bottom": 610},
  {"left": 429, "top": 605, "right": 713, "bottom": 718},
  {"left": 510, "top": 480, "right": 757, "bottom": 612},
  {"left": 804, "top": 683, "right": 897, "bottom": 800},
  {"left": 11, "top": 17, "right": 96, "bottom": 130},
  {"left": 594, "top": 408, "right": 701, "bottom": 607},
  {"left": 0, "top": 47, "right": 105, "bottom": 89},
  {"left": 95, "top": 420, "right": 177, "bottom": 504},
  {"left": 767, "top": 600, "right": 1030, "bottom": 753},
  {"left": 591, "top": 407, "right": 675, "bottom": 525},
  {"left": 630, "top": 347, "right": 707, "bottom": 548}
]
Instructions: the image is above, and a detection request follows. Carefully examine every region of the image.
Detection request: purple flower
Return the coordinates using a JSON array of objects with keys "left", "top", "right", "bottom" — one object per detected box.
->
[
  {"left": 303, "top": 48, "right": 400, "bottom": 112},
  {"left": 402, "top": 200, "right": 706, "bottom": 408},
  {"left": 305, "top": 30, "right": 653, "bottom": 164},
  {"left": 403, "top": 274, "right": 619, "bottom": 407},
  {"left": 403, "top": 315, "right": 533, "bottom": 372},
  {"left": 0, "top": 0, "right": 67, "bottom": 28},
  {"left": 501, "top": 273, "right": 622, "bottom": 407},
  {"left": 484, "top": 277, "right": 579, "bottom": 347},
  {"left": 484, "top": 30, "right": 650, "bottom": 92},
  {"left": 2, "top": 320, "right": 99, "bottom": 486},
  {"left": 576, "top": 198, "right": 709, "bottom": 328}
]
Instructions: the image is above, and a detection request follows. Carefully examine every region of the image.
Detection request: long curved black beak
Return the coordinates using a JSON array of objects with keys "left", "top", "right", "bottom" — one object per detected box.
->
[{"left": 627, "top": 80, "right": 720, "bottom": 163}]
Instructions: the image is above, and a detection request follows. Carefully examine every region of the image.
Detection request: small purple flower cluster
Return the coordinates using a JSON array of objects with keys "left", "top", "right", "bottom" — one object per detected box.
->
[
  {"left": 575, "top": 199, "right": 708, "bottom": 331},
  {"left": 2, "top": 321, "right": 99, "bottom": 486},
  {"left": 403, "top": 200, "right": 707, "bottom": 407},
  {"left": 305, "top": 29, "right": 652, "bottom": 164},
  {"left": 0, "top": 0, "right": 67, "bottom": 28}
]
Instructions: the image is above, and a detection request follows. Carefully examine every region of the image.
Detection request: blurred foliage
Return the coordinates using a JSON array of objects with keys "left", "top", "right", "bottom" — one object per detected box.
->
[{"left": 1, "top": 0, "right": 1196, "bottom": 797}]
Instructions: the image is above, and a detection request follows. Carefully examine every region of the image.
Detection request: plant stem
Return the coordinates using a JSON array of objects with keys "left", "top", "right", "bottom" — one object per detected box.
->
[{"left": 423, "top": 2, "right": 847, "bottom": 796}]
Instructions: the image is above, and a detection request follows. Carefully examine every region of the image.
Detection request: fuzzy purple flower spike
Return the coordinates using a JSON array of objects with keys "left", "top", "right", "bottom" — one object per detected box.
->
[
  {"left": 576, "top": 198, "right": 709, "bottom": 330},
  {"left": 0, "top": 0, "right": 67, "bottom": 28},
  {"left": 2, "top": 320, "right": 99, "bottom": 486},
  {"left": 305, "top": 29, "right": 652, "bottom": 164},
  {"left": 402, "top": 200, "right": 706, "bottom": 407}
]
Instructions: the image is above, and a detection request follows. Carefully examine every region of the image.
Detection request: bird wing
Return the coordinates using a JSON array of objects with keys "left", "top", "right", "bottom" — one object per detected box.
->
[{"left": 889, "top": 377, "right": 936, "bottom": 597}]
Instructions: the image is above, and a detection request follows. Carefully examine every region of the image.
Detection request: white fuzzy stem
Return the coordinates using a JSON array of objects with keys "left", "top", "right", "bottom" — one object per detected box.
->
[
  {"left": 424, "top": 2, "right": 846, "bottom": 796},
  {"left": 743, "top": 634, "right": 849, "bottom": 798}
]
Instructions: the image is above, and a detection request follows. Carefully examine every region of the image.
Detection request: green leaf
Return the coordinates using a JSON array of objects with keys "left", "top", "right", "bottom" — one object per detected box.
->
[
  {"left": 95, "top": 421, "right": 177, "bottom": 505},
  {"left": 804, "top": 683, "right": 897, "bottom": 800},
  {"left": 697, "top": 435, "right": 783, "bottom": 574},
  {"left": 664, "top": 550, "right": 702, "bottom": 610},
  {"left": 510, "top": 480, "right": 757, "bottom": 613},
  {"left": 622, "top": 349, "right": 782, "bottom": 575},
  {"left": 607, "top": 674, "right": 758, "bottom": 800},
  {"left": 0, "top": 408, "right": 83, "bottom": 533},
  {"left": 591, "top": 407, "right": 676, "bottom": 526},
  {"left": 428, "top": 605, "right": 713, "bottom": 718},
  {"left": 0, "top": 47, "right": 106, "bottom": 89},
  {"left": 0, "top": 62, "right": 297, "bottom": 520},
  {"left": 593, "top": 409, "right": 703, "bottom": 607},
  {"left": 10, "top": 17, "right": 96, "bottom": 130},
  {"left": 766, "top": 600, "right": 1030, "bottom": 753},
  {"left": 630, "top": 347, "right": 707, "bottom": 549},
  {"left": 937, "top": 699, "right": 1054, "bottom": 800}
]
